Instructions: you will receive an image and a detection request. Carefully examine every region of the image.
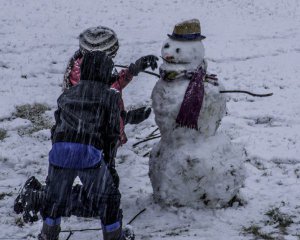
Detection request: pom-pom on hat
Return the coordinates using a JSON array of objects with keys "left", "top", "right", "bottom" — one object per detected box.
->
[
  {"left": 168, "top": 19, "right": 206, "bottom": 41},
  {"left": 79, "top": 26, "right": 119, "bottom": 57}
]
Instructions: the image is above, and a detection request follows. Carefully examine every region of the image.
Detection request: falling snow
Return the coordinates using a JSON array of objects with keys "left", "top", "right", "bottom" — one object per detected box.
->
[{"left": 1, "top": 0, "right": 300, "bottom": 239}]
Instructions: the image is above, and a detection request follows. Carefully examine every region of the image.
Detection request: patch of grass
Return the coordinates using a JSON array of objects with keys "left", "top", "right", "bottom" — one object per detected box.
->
[
  {"left": 0, "top": 192, "right": 13, "bottom": 200},
  {"left": 0, "top": 128, "right": 7, "bottom": 140},
  {"left": 265, "top": 207, "right": 294, "bottom": 231},
  {"left": 227, "top": 195, "right": 244, "bottom": 207},
  {"left": 243, "top": 225, "right": 275, "bottom": 240},
  {"left": 165, "top": 228, "right": 189, "bottom": 237},
  {"left": 294, "top": 168, "right": 300, "bottom": 178},
  {"left": 243, "top": 207, "right": 295, "bottom": 239},
  {"left": 293, "top": 234, "right": 300, "bottom": 239},
  {"left": 15, "top": 103, "right": 49, "bottom": 120},
  {"left": 15, "top": 217, "right": 24, "bottom": 228},
  {"left": 14, "top": 103, "right": 52, "bottom": 135}
]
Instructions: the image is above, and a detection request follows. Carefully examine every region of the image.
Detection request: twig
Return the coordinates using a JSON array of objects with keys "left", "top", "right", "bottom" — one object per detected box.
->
[
  {"left": 116, "top": 64, "right": 274, "bottom": 98},
  {"left": 151, "top": 133, "right": 161, "bottom": 137},
  {"left": 61, "top": 208, "right": 147, "bottom": 240},
  {"left": 219, "top": 90, "right": 273, "bottom": 97},
  {"left": 135, "top": 127, "right": 159, "bottom": 141},
  {"left": 147, "top": 127, "right": 159, "bottom": 138},
  {"left": 127, "top": 208, "right": 147, "bottom": 225},
  {"left": 115, "top": 64, "right": 160, "bottom": 78},
  {"left": 61, "top": 228, "right": 102, "bottom": 233},
  {"left": 133, "top": 135, "right": 161, "bottom": 148},
  {"left": 65, "top": 231, "right": 73, "bottom": 240},
  {"left": 143, "top": 151, "right": 150, "bottom": 157},
  {"left": 0, "top": 238, "right": 27, "bottom": 240}
]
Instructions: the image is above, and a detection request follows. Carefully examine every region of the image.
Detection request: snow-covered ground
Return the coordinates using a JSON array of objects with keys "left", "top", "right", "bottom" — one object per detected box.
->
[{"left": 0, "top": 0, "right": 300, "bottom": 239}]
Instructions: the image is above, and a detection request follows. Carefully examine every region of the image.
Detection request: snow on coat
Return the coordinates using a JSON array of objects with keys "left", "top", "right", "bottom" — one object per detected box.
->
[{"left": 63, "top": 52, "right": 134, "bottom": 145}]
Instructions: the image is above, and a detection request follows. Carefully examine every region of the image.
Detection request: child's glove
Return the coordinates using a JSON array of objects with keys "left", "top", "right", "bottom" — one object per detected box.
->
[
  {"left": 128, "top": 55, "right": 159, "bottom": 76},
  {"left": 125, "top": 107, "right": 151, "bottom": 124}
]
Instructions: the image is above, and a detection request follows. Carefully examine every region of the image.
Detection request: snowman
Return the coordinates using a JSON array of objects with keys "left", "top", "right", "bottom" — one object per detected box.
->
[{"left": 149, "top": 19, "right": 246, "bottom": 208}]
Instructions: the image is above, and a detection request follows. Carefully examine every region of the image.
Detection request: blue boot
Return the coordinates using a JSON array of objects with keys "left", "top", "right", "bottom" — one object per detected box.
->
[
  {"left": 102, "top": 222, "right": 135, "bottom": 240},
  {"left": 38, "top": 218, "right": 61, "bottom": 240}
]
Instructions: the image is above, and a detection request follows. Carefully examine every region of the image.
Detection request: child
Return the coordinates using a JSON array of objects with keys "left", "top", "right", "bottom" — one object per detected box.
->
[
  {"left": 39, "top": 51, "right": 131, "bottom": 240},
  {"left": 63, "top": 26, "right": 158, "bottom": 145}
]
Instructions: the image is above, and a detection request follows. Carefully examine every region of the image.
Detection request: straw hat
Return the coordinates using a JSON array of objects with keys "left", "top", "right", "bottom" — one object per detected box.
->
[{"left": 168, "top": 19, "right": 206, "bottom": 41}]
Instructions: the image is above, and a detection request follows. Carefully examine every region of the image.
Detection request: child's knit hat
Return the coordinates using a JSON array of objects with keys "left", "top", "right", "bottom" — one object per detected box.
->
[{"left": 79, "top": 26, "right": 119, "bottom": 57}]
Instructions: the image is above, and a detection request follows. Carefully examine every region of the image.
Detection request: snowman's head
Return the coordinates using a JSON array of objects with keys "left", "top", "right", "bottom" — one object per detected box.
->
[
  {"left": 161, "top": 19, "right": 206, "bottom": 70},
  {"left": 161, "top": 38, "right": 205, "bottom": 68}
]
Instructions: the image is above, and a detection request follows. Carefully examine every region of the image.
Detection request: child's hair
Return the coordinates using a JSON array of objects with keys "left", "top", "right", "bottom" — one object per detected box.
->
[{"left": 80, "top": 51, "right": 114, "bottom": 84}]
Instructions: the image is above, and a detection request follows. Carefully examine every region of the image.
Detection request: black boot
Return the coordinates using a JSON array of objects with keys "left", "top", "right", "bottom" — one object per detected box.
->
[
  {"left": 14, "top": 176, "right": 42, "bottom": 213},
  {"left": 121, "top": 225, "right": 135, "bottom": 240},
  {"left": 14, "top": 176, "right": 44, "bottom": 222}
]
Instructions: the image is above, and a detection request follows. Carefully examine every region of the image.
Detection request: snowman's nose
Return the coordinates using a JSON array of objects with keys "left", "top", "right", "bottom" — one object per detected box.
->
[{"left": 165, "top": 55, "right": 174, "bottom": 61}]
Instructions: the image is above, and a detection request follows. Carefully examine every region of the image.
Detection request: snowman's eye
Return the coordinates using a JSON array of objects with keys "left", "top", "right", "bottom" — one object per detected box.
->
[
  {"left": 176, "top": 48, "right": 180, "bottom": 53},
  {"left": 164, "top": 43, "right": 170, "bottom": 48}
]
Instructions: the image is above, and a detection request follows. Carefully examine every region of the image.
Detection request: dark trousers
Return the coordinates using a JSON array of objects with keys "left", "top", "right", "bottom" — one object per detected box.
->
[{"left": 41, "top": 163, "right": 122, "bottom": 225}]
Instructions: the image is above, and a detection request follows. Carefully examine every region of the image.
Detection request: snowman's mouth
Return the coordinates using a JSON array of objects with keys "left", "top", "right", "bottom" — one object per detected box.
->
[{"left": 160, "top": 56, "right": 190, "bottom": 65}]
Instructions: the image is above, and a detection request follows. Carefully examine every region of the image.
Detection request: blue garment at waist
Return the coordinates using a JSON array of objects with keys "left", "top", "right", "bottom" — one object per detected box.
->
[{"left": 49, "top": 142, "right": 103, "bottom": 169}]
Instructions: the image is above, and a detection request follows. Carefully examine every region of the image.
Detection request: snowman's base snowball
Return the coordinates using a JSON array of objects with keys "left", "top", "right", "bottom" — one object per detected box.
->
[{"left": 149, "top": 133, "right": 246, "bottom": 208}]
